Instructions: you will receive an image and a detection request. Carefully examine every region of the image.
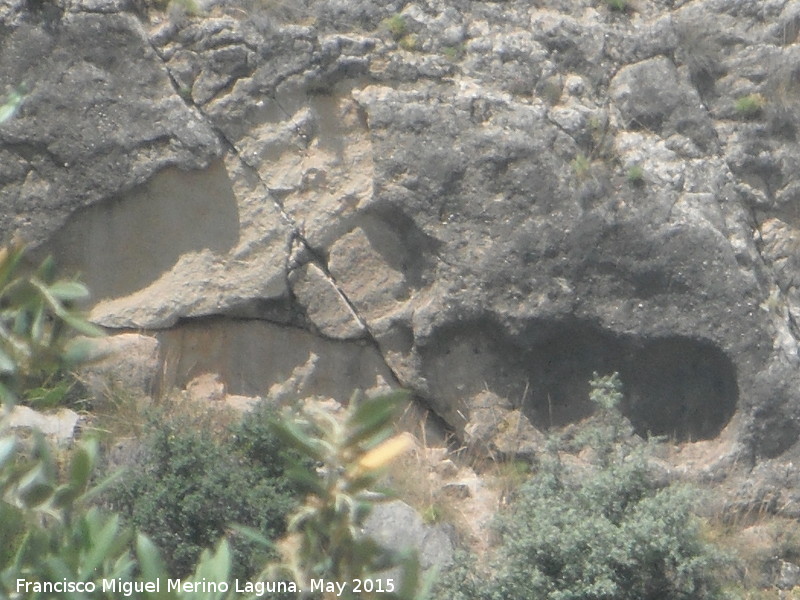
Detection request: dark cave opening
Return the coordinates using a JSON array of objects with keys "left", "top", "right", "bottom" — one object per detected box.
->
[
  {"left": 621, "top": 337, "right": 738, "bottom": 442},
  {"left": 523, "top": 324, "right": 626, "bottom": 428},
  {"left": 520, "top": 323, "right": 738, "bottom": 442},
  {"left": 419, "top": 317, "right": 739, "bottom": 444}
]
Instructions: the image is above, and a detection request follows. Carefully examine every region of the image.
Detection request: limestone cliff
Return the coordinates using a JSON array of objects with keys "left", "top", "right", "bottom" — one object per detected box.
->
[{"left": 3, "top": 0, "right": 800, "bottom": 497}]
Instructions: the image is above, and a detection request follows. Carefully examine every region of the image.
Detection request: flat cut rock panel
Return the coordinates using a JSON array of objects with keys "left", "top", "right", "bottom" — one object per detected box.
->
[{"left": 156, "top": 319, "right": 396, "bottom": 402}]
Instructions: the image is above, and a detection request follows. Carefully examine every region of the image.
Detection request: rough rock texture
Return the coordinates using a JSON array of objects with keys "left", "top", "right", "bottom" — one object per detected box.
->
[
  {"left": 80, "top": 333, "right": 161, "bottom": 400},
  {"left": 6, "top": 405, "right": 80, "bottom": 445},
  {"left": 4, "top": 0, "right": 800, "bottom": 498},
  {"left": 363, "top": 500, "right": 455, "bottom": 571}
]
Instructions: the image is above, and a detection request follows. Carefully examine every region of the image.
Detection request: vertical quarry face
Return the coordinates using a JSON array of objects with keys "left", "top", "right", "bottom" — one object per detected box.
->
[
  {"left": 156, "top": 319, "right": 396, "bottom": 402},
  {"left": 44, "top": 160, "right": 240, "bottom": 301},
  {"left": 3, "top": 0, "right": 800, "bottom": 464}
]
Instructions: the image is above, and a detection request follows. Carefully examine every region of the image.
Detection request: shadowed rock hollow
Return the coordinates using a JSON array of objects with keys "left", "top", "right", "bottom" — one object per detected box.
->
[
  {"left": 419, "top": 317, "right": 738, "bottom": 442},
  {"left": 4, "top": 0, "right": 800, "bottom": 481}
]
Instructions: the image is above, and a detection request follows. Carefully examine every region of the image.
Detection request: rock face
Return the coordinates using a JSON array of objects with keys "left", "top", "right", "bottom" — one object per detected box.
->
[
  {"left": 6, "top": 405, "right": 80, "bottom": 445},
  {"left": 3, "top": 0, "right": 800, "bottom": 473},
  {"left": 363, "top": 500, "right": 454, "bottom": 571}
]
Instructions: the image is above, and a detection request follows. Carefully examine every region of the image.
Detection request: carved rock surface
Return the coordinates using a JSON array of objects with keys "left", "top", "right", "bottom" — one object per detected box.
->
[{"left": 3, "top": 0, "right": 800, "bottom": 474}]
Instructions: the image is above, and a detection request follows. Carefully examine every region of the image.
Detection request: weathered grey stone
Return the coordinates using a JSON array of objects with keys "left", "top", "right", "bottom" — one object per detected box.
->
[
  {"left": 464, "top": 391, "right": 546, "bottom": 458},
  {"left": 80, "top": 333, "right": 160, "bottom": 400},
  {"left": 4, "top": 0, "right": 800, "bottom": 469},
  {"left": 6, "top": 406, "right": 80, "bottom": 445},
  {"left": 290, "top": 262, "right": 366, "bottom": 339},
  {"left": 610, "top": 56, "right": 716, "bottom": 150},
  {"left": 0, "top": 10, "right": 221, "bottom": 245},
  {"left": 776, "top": 560, "right": 800, "bottom": 590},
  {"left": 185, "top": 372, "right": 226, "bottom": 402},
  {"left": 363, "top": 500, "right": 454, "bottom": 571}
]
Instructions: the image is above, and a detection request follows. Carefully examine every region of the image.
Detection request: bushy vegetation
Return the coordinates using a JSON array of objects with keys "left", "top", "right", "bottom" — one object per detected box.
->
[
  {"left": 0, "top": 418, "right": 239, "bottom": 599},
  {"left": 436, "top": 374, "right": 727, "bottom": 600},
  {"left": 572, "top": 153, "right": 592, "bottom": 179},
  {"left": 381, "top": 13, "right": 408, "bottom": 39},
  {"left": 604, "top": 0, "right": 629, "bottom": 12},
  {"left": 626, "top": 163, "right": 645, "bottom": 186},
  {"left": 107, "top": 402, "right": 302, "bottom": 580},
  {"left": 0, "top": 432, "right": 132, "bottom": 597}
]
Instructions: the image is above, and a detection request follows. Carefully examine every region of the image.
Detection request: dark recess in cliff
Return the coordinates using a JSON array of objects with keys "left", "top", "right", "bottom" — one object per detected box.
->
[
  {"left": 422, "top": 318, "right": 739, "bottom": 443},
  {"left": 623, "top": 337, "right": 738, "bottom": 442},
  {"left": 522, "top": 323, "right": 738, "bottom": 442}
]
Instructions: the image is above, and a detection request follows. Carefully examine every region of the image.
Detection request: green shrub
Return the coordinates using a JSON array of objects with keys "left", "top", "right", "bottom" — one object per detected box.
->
[
  {"left": 734, "top": 93, "right": 766, "bottom": 119},
  {"left": 626, "top": 163, "right": 645, "bottom": 186},
  {"left": 481, "top": 464, "right": 723, "bottom": 600},
  {"left": 436, "top": 374, "right": 727, "bottom": 600},
  {"left": 442, "top": 45, "right": 466, "bottom": 61},
  {"left": 0, "top": 421, "right": 239, "bottom": 599},
  {"left": 108, "top": 402, "right": 302, "bottom": 580},
  {"left": 572, "top": 153, "right": 592, "bottom": 180},
  {"left": 604, "top": 0, "right": 628, "bottom": 12},
  {"left": 382, "top": 13, "right": 408, "bottom": 39}
]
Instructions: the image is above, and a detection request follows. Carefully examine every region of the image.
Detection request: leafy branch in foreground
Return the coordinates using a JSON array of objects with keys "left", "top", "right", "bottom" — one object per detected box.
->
[
  {"left": 267, "top": 392, "right": 427, "bottom": 600},
  {"left": 0, "top": 416, "right": 240, "bottom": 600},
  {"left": 0, "top": 242, "right": 104, "bottom": 405},
  {"left": 0, "top": 430, "right": 135, "bottom": 596},
  {"left": 0, "top": 248, "right": 236, "bottom": 599}
]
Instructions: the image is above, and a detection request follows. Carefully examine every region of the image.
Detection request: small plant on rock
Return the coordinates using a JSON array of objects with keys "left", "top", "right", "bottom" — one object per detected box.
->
[
  {"left": 604, "top": 0, "right": 628, "bottom": 12},
  {"left": 442, "top": 45, "right": 466, "bottom": 61},
  {"left": 399, "top": 33, "right": 421, "bottom": 52},
  {"left": 381, "top": 14, "right": 408, "bottom": 40},
  {"left": 571, "top": 153, "right": 592, "bottom": 180},
  {"left": 626, "top": 163, "right": 645, "bottom": 186},
  {"left": 735, "top": 93, "right": 766, "bottom": 119}
]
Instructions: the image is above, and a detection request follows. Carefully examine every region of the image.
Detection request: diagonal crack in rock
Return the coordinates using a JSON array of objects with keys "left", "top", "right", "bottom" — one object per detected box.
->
[{"left": 143, "top": 24, "right": 406, "bottom": 389}]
